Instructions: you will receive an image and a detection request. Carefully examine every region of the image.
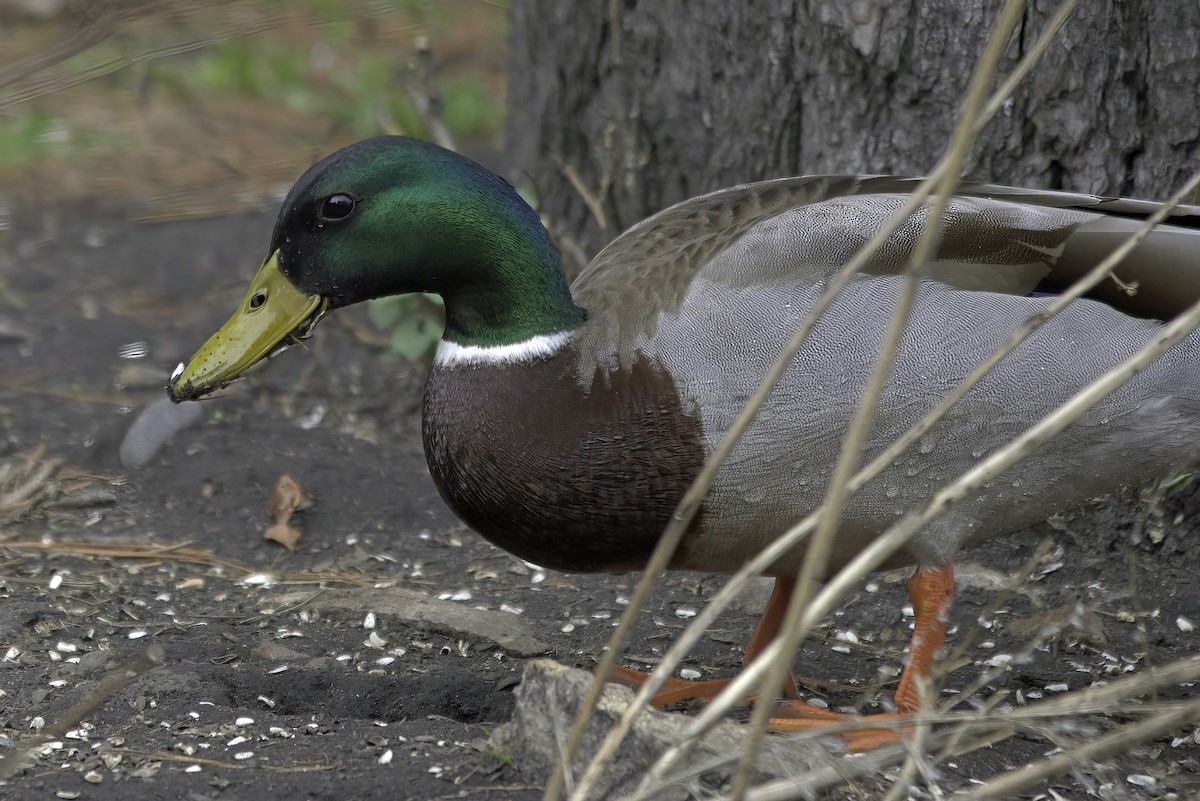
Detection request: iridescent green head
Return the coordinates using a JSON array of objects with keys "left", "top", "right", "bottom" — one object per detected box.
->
[{"left": 168, "top": 136, "right": 583, "bottom": 402}]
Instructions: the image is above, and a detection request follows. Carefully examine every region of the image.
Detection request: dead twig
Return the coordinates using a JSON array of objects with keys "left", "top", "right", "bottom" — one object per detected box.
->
[
  {"left": 402, "top": 34, "right": 456, "bottom": 152},
  {"left": 0, "top": 539, "right": 377, "bottom": 587},
  {"left": 107, "top": 748, "right": 340, "bottom": 772},
  {"left": 0, "top": 645, "right": 166, "bottom": 781},
  {"left": 958, "top": 699, "right": 1200, "bottom": 800},
  {"left": 555, "top": 158, "right": 609, "bottom": 234}
]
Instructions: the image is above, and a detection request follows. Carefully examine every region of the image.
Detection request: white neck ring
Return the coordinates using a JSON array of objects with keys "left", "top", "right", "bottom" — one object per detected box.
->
[{"left": 434, "top": 330, "right": 573, "bottom": 367}]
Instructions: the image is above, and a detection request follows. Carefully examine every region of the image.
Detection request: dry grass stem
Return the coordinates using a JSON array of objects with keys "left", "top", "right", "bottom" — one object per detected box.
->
[
  {"left": 0, "top": 2, "right": 417, "bottom": 108},
  {"left": 960, "top": 699, "right": 1200, "bottom": 800},
  {"left": 0, "top": 539, "right": 377, "bottom": 587},
  {"left": 403, "top": 34, "right": 456, "bottom": 152},
  {"left": 0, "top": 646, "right": 165, "bottom": 781},
  {"left": 555, "top": 158, "right": 610, "bottom": 234},
  {"left": 107, "top": 748, "right": 339, "bottom": 773},
  {"left": 724, "top": 657, "right": 1200, "bottom": 801},
  {"left": 0, "top": 448, "right": 122, "bottom": 525}
]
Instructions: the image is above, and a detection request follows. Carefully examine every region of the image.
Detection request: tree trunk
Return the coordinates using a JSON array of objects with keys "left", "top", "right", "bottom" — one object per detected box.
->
[{"left": 506, "top": 0, "right": 1200, "bottom": 269}]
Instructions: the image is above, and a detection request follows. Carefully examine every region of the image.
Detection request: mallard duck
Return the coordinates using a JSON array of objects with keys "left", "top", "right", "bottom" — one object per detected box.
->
[{"left": 167, "top": 136, "right": 1200, "bottom": 750}]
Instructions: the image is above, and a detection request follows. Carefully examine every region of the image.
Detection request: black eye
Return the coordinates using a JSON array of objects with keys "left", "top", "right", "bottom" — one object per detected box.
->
[
  {"left": 249, "top": 292, "right": 266, "bottom": 310},
  {"left": 320, "top": 193, "right": 356, "bottom": 221}
]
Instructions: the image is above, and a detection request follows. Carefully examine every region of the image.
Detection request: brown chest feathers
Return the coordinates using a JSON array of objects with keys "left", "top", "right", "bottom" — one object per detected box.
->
[{"left": 421, "top": 347, "right": 705, "bottom": 572}]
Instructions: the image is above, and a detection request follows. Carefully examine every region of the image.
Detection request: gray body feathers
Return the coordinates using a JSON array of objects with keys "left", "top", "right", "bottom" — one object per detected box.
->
[{"left": 570, "top": 184, "right": 1200, "bottom": 575}]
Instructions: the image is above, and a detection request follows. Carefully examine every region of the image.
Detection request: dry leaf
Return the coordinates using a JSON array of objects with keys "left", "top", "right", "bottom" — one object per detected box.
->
[
  {"left": 264, "top": 522, "right": 303, "bottom": 551},
  {"left": 263, "top": 474, "right": 314, "bottom": 550},
  {"left": 266, "top": 474, "right": 314, "bottom": 520}
]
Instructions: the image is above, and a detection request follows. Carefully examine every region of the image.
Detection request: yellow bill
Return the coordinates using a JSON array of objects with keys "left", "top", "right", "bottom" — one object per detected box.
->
[{"left": 167, "top": 252, "right": 327, "bottom": 402}]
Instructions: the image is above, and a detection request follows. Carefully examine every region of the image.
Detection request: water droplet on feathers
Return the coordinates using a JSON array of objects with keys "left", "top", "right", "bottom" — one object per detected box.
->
[{"left": 741, "top": 487, "right": 767, "bottom": 503}]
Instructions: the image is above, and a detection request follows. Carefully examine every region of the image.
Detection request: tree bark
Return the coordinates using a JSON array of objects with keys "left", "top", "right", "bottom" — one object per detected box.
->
[{"left": 506, "top": 0, "right": 1200, "bottom": 269}]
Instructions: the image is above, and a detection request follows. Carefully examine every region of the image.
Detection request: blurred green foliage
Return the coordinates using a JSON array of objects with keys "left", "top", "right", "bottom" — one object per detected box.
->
[
  {"left": 1, "top": 0, "right": 504, "bottom": 361},
  {"left": 0, "top": 110, "right": 59, "bottom": 169},
  {"left": 0, "top": 109, "right": 124, "bottom": 171},
  {"left": 367, "top": 293, "right": 446, "bottom": 362},
  {"left": 0, "top": 1, "right": 505, "bottom": 170},
  {"left": 170, "top": 35, "right": 504, "bottom": 142}
]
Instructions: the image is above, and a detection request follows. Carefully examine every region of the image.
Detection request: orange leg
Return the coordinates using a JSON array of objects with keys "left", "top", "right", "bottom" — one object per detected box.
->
[
  {"left": 768, "top": 563, "right": 955, "bottom": 751},
  {"left": 608, "top": 576, "right": 800, "bottom": 706}
]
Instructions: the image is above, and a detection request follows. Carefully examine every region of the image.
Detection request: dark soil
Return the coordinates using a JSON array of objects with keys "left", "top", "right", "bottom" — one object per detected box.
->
[{"left": 0, "top": 202, "right": 1197, "bottom": 800}]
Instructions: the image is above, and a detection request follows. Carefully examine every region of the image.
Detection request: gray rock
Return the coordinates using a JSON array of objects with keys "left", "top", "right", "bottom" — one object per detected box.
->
[
  {"left": 119, "top": 398, "right": 204, "bottom": 468},
  {"left": 493, "top": 660, "right": 845, "bottom": 801}
]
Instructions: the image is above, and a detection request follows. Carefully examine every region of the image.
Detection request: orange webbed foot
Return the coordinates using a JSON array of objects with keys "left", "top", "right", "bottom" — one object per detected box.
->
[
  {"left": 769, "top": 563, "right": 955, "bottom": 752},
  {"left": 608, "top": 665, "right": 748, "bottom": 707},
  {"left": 602, "top": 565, "right": 955, "bottom": 753},
  {"left": 768, "top": 701, "right": 909, "bottom": 752},
  {"left": 605, "top": 577, "right": 801, "bottom": 708}
]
